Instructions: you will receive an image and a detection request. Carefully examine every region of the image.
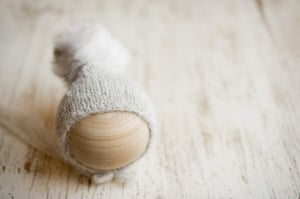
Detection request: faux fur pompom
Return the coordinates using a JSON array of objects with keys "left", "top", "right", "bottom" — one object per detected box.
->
[{"left": 53, "top": 23, "right": 131, "bottom": 84}]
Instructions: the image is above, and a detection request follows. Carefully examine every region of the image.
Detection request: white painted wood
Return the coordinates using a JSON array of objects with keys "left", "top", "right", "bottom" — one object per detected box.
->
[{"left": 0, "top": 0, "right": 299, "bottom": 198}]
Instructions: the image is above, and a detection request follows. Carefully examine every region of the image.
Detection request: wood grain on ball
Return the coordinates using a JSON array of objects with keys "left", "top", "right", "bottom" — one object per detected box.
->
[{"left": 68, "top": 112, "right": 149, "bottom": 170}]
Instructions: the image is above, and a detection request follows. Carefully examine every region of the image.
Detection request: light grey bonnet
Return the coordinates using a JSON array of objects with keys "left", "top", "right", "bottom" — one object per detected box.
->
[{"left": 53, "top": 23, "right": 156, "bottom": 183}]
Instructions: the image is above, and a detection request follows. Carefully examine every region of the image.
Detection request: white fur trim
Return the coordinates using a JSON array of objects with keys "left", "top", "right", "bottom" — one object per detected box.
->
[{"left": 53, "top": 23, "right": 130, "bottom": 84}]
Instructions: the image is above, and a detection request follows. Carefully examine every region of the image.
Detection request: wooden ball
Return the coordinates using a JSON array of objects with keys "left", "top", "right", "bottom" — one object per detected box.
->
[{"left": 67, "top": 112, "right": 150, "bottom": 170}]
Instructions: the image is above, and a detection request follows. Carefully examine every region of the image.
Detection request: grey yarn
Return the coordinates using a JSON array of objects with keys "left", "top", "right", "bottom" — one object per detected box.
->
[{"left": 56, "top": 63, "right": 155, "bottom": 178}]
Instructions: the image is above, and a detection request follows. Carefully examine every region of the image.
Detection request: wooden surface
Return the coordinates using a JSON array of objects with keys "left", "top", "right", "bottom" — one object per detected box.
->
[
  {"left": 69, "top": 112, "right": 150, "bottom": 170},
  {"left": 0, "top": 0, "right": 300, "bottom": 198}
]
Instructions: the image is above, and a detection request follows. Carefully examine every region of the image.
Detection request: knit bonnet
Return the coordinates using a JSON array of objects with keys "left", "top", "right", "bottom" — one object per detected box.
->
[{"left": 53, "top": 23, "right": 155, "bottom": 183}]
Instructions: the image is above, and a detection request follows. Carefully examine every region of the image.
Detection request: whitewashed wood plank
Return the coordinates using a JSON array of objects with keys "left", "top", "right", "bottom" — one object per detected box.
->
[{"left": 0, "top": 0, "right": 299, "bottom": 198}]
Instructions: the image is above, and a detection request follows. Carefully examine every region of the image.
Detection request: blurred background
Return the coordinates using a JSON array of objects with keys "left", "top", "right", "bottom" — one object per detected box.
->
[{"left": 0, "top": 0, "right": 299, "bottom": 198}]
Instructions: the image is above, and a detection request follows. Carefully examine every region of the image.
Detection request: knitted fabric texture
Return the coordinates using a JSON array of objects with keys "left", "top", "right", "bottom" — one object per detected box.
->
[{"left": 56, "top": 63, "right": 155, "bottom": 178}]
